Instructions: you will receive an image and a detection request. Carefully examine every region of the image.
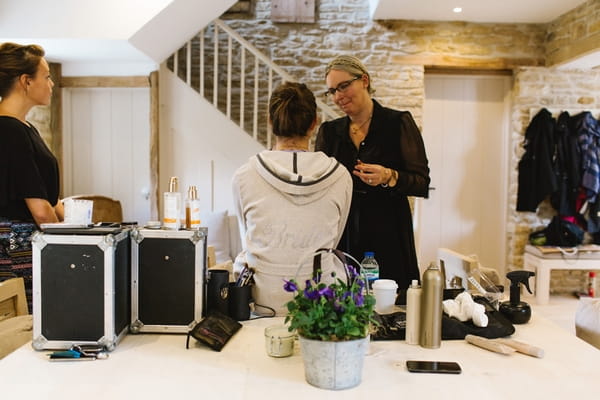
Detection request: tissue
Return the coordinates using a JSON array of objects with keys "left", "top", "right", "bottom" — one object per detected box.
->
[{"left": 443, "top": 292, "right": 488, "bottom": 327}]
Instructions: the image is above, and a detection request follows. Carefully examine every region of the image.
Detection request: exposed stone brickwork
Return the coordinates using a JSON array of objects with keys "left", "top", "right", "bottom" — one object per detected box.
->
[
  {"left": 26, "top": 105, "right": 52, "bottom": 147},
  {"left": 221, "top": 0, "right": 549, "bottom": 127}
]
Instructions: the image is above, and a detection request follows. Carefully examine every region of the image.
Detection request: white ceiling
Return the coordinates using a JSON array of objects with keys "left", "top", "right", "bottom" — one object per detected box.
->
[{"left": 371, "top": 0, "right": 589, "bottom": 23}]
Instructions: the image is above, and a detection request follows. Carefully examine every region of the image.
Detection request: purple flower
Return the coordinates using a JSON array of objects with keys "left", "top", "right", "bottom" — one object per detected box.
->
[
  {"left": 319, "top": 286, "right": 334, "bottom": 299},
  {"left": 304, "top": 288, "right": 320, "bottom": 300},
  {"left": 283, "top": 279, "right": 297, "bottom": 292},
  {"left": 347, "top": 265, "right": 359, "bottom": 279},
  {"left": 357, "top": 278, "right": 366, "bottom": 290},
  {"left": 354, "top": 292, "right": 365, "bottom": 306}
]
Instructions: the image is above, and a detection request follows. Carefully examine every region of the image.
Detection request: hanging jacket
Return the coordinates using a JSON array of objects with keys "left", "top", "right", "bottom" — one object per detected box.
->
[
  {"left": 574, "top": 112, "right": 600, "bottom": 202},
  {"left": 551, "top": 111, "right": 581, "bottom": 216},
  {"left": 517, "top": 108, "right": 557, "bottom": 212}
]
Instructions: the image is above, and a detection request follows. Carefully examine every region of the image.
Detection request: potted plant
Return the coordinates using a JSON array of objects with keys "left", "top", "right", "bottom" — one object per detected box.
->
[{"left": 283, "top": 250, "right": 377, "bottom": 390}]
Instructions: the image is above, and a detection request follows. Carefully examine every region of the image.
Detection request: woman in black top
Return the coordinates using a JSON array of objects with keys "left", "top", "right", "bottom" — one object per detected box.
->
[
  {"left": 316, "top": 55, "right": 430, "bottom": 293},
  {"left": 0, "top": 42, "right": 63, "bottom": 309}
]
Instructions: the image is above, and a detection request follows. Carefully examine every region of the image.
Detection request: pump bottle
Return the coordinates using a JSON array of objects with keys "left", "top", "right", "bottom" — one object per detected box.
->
[
  {"left": 420, "top": 262, "right": 443, "bottom": 349},
  {"left": 185, "top": 185, "right": 201, "bottom": 230},
  {"left": 406, "top": 279, "right": 421, "bottom": 345},
  {"left": 163, "top": 176, "right": 182, "bottom": 230}
]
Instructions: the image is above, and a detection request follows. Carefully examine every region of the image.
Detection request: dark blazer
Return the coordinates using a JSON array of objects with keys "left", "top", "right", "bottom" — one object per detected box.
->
[{"left": 316, "top": 99, "right": 430, "bottom": 290}]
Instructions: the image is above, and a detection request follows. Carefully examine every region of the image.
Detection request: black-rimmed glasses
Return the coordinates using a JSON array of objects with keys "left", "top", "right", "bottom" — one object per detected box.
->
[{"left": 324, "top": 76, "right": 360, "bottom": 97}]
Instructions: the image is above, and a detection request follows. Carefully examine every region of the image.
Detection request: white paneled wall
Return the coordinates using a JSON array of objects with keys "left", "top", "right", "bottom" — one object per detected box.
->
[
  {"left": 418, "top": 74, "right": 511, "bottom": 276},
  {"left": 62, "top": 87, "right": 151, "bottom": 224}
]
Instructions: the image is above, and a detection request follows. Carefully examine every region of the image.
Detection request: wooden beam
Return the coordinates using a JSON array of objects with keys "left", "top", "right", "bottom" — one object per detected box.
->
[
  {"left": 394, "top": 54, "right": 544, "bottom": 70},
  {"left": 149, "top": 71, "right": 160, "bottom": 221},
  {"left": 49, "top": 63, "right": 64, "bottom": 198},
  {"left": 60, "top": 76, "right": 150, "bottom": 88},
  {"left": 546, "top": 31, "right": 600, "bottom": 67},
  {"left": 425, "top": 67, "right": 513, "bottom": 76}
]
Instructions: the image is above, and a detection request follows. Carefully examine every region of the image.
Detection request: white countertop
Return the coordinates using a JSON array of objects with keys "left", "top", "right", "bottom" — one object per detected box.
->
[{"left": 1, "top": 312, "right": 599, "bottom": 399}]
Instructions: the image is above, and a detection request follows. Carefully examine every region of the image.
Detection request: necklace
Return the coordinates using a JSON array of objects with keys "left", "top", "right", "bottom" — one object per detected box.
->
[
  {"left": 276, "top": 147, "right": 308, "bottom": 152},
  {"left": 350, "top": 114, "right": 372, "bottom": 135}
]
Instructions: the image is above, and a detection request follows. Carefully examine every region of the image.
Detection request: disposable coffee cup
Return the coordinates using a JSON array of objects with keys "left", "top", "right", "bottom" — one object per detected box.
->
[
  {"left": 372, "top": 279, "right": 398, "bottom": 314},
  {"left": 63, "top": 199, "right": 93, "bottom": 225},
  {"left": 264, "top": 325, "right": 295, "bottom": 357}
]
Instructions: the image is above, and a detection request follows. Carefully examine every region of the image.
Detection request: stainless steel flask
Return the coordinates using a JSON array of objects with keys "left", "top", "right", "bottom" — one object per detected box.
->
[{"left": 419, "top": 262, "right": 443, "bottom": 349}]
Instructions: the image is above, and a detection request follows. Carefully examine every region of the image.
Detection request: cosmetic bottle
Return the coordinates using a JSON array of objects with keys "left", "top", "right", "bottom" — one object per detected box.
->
[
  {"left": 185, "top": 185, "right": 201, "bottom": 230},
  {"left": 163, "top": 176, "right": 181, "bottom": 230},
  {"left": 405, "top": 279, "right": 421, "bottom": 345},
  {"left": 420, "top": 262, "right": 443, "bottom": 349}
]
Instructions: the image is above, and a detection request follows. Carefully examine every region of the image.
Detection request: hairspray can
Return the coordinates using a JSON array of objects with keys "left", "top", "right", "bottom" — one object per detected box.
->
[
  {"left": 405, "top": 279, "right": 421, "bottom": 345},
  {"left": 420, "top": 262, "right": 443, "bottom": 349}
]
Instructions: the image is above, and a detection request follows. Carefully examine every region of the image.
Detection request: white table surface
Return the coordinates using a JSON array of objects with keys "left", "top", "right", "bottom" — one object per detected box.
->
[{"left": 1, "top": 312, "right": 599, "bottom": 400}]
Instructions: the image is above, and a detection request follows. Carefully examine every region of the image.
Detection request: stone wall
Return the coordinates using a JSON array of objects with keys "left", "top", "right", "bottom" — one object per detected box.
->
[
  {"left": 27, "top": 105, "right": 52, "bottom": 145},
  {"left": 223, "top": 0, "right": 546, "bottom": 127},
  {"left": 219, "top": 0, "right": 600, "bottom": 294}
]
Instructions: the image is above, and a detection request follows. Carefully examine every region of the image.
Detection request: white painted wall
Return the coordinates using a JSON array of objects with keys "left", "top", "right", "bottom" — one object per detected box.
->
[{"left": 158, "top": 64, "right": 264, "bottom": 216}]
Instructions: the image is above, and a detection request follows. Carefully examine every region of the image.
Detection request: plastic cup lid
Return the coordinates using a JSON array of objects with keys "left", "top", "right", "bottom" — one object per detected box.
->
[{"left": 372, "top": 279, "right": 398, "bottom": 290}]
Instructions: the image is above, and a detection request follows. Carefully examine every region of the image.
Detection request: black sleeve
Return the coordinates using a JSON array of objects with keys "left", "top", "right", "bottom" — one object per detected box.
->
[{"left": 389, "top": 112, "right": 430, "bottom": 198}]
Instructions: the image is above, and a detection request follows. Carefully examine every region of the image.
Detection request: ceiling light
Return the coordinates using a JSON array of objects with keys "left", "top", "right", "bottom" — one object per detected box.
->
[{"left": 453, "top": 7, "right": 462, "bottom": 13}]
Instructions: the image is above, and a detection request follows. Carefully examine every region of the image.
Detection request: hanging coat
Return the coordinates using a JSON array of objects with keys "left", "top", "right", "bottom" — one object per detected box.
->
[{"left": 516, "top": 108, "right": 557, "bottom": 212}]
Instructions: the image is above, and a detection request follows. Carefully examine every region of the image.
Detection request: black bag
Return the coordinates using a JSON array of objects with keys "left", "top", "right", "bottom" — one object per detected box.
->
[
  {"left": 529, "top": 216, "right": 584, "bottom": 247},
  {"left": 186, "top": 311, "right": 242, "bottom": 351}
]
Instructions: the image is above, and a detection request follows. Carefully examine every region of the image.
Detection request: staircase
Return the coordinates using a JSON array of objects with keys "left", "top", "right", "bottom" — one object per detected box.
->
[{"left": 166, "top": 18, "right": 340, "bottom": 149}]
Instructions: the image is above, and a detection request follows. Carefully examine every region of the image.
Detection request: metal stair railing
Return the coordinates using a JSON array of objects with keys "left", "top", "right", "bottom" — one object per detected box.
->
[{"left": 168, "top": 18, "right": 340, "bottom": 149}]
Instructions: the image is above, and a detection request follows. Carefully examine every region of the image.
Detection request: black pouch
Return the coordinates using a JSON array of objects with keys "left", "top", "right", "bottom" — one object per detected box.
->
[{"left": 186, "top": 311, "right": 242, "bottom": 351}]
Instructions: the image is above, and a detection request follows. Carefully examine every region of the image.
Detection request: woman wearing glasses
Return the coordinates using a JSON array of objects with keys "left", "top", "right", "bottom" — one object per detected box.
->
[{"left": 315, "top": 55, "right": 430, "bottom": 296}]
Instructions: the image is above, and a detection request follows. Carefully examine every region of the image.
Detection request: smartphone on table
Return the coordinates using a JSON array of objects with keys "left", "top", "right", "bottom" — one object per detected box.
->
[{"left": 406, "top": 360, "right": 462, "bottom": 374}]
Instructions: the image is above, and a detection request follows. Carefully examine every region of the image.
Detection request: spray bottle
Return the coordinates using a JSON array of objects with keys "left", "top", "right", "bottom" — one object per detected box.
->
[
  {"left": 419, "top": 262, "right": 443, "bottom": 349},
  {"left": 499, "top": 270, "right": 536, "bottom": 324},
  {"left": 405, "top": 279, "right": 421, "bottom": 345},
  {"left": 163, "top": 176, "right": 182, "bottom": 230},
  {"left": 185, "top": 185, "right": 201, "bottom": 230}
]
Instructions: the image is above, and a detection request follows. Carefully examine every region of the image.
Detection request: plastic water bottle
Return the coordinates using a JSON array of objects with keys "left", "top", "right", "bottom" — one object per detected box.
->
[{"left": 361, "top": 251, "right": 379, "bottom": 290}]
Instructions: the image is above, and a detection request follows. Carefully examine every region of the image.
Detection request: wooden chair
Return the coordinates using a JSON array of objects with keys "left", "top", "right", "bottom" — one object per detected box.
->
[
  {"left": 65, "top": 194, "right": 123, "bottom": 223},
  {"left": 0, "top": 278, "right": 33, "bottom": 359}
]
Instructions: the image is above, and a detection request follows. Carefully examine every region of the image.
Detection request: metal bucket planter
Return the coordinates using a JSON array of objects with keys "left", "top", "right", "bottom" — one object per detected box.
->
[{"left": 298, "top": 335, "right": 369, "bottom": 390}]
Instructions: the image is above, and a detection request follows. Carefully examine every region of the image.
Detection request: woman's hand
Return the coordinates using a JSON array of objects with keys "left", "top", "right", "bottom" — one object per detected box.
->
[{"left": 353, "top": 160, "right": 396, "bottom": 187}]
